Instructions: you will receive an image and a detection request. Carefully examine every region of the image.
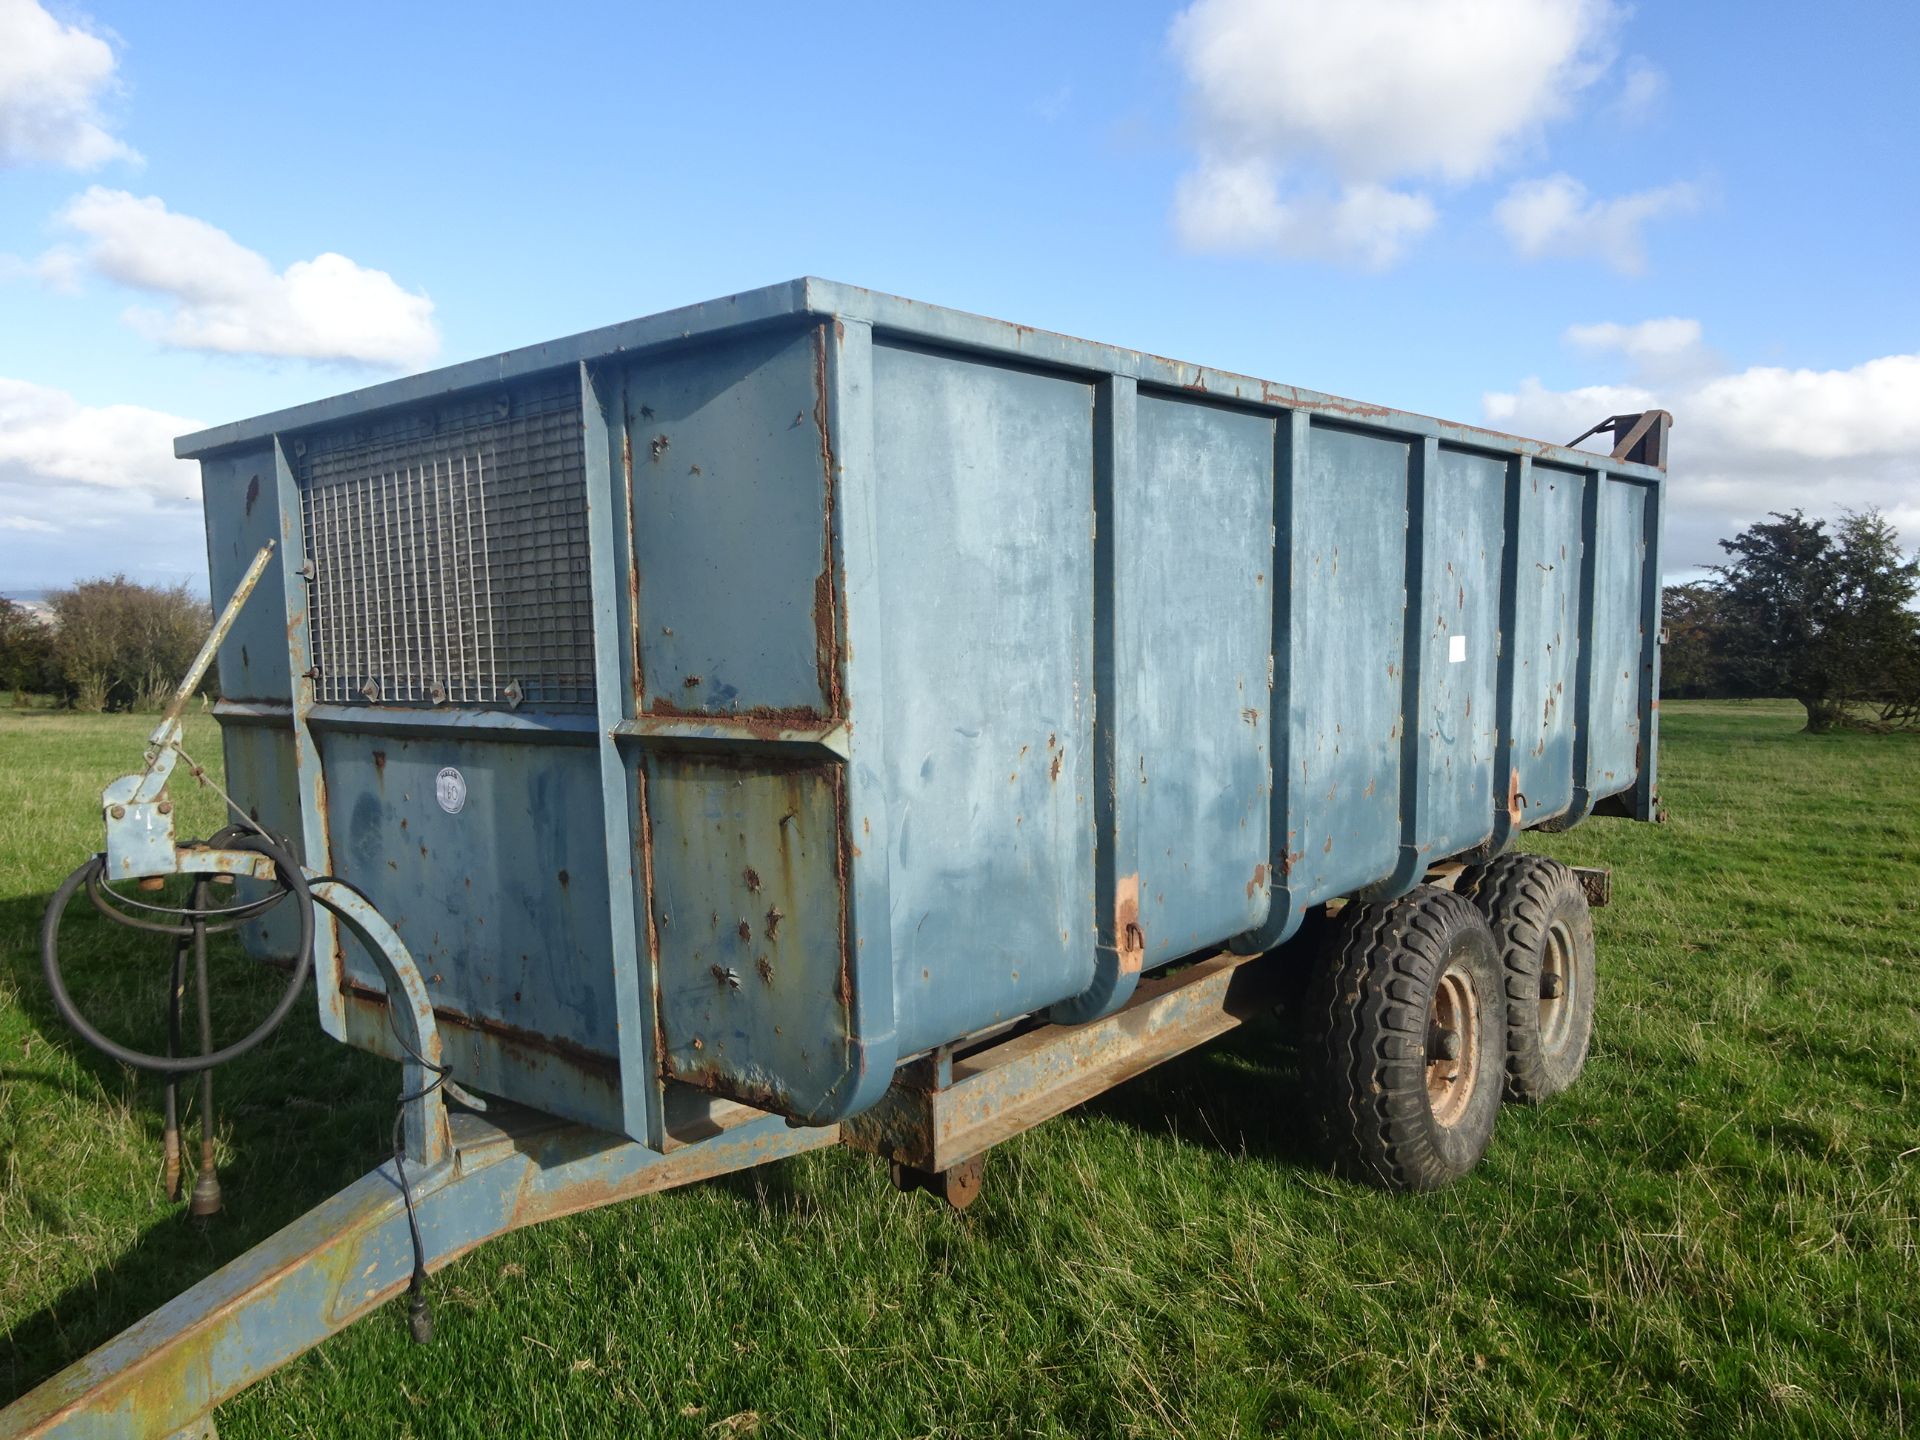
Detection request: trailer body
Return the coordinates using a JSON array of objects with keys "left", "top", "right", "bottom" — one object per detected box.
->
[{"left": 178, "top": 278, "right": 1664, "bottom": 1147}]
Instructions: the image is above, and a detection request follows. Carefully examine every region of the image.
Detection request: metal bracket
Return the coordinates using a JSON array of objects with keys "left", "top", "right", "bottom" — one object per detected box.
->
[
  {"left": 1565, "top": 410, "right": 1672, "bottom": 470},
  {"left": 100, "top": 845, "right": 464, "bottom": 1170},
  {"left": 103, "top": 542, "right": 278, "bottom": 882}
]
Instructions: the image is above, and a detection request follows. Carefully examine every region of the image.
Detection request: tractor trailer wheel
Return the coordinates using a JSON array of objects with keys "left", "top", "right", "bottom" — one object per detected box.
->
[
  {"left": 1307, "top": 886, "right": 1505, "bottom": 1191},
  {"left": 1456, "top": 854, "right": 1597, "bottom": 1103}
]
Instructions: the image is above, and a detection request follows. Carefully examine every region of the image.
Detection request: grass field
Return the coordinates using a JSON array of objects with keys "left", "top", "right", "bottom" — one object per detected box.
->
[{"left": 1, "top": 700, "right": 1915, "bottom": 1437}]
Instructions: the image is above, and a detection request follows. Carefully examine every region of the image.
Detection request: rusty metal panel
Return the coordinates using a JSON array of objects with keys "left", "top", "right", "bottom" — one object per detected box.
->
[
  {"left": 199, "top": 445, "right": 290, "bottom": 702},
  {"left": 1114, "top": 391, "right": 1274, "bottom": 970},
  {"left": 216, "top": 720, "right": 304, "bottom": 959},
  {"left": 1512, "top": 463, "right": 1585, "bottom": 824},
  {"left": 617, "top": 325, "right": 838, "bottom": 719},
  {"left": 646, "top": 754, "right": 852, "bottom": 1121},
  {"left": 1415, "top": 446, "right": 1507, "bottom": 857},
  {"left": 319, "top": 731, "right": 623, "bottom": 1132},
  {"left": 1286, "top": 424, "right": 1410, "bottom": 901},
  {"left": 1588, "top": 479, "right": 1649, "bottom": 798},
  {"left": 869, "top": 341, "right": 1097, "bottom": 1058}
]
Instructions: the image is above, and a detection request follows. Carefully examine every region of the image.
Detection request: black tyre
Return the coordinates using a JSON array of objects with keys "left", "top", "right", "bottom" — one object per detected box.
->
[
  {"left": 1456, "top": 854, "right": 1596, "bottom": 1103},
  {"left": 1308, "top": 886, "right": 1505, "bottom": 1191}
]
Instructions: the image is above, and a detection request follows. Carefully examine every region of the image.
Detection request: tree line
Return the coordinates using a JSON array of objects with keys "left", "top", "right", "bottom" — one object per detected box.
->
[
  {"left": 0, "top": 578, "right": 212, "bottom": 712},
  {"left": 1663, "top": 508, "right": 1920, "bottom": 732}
]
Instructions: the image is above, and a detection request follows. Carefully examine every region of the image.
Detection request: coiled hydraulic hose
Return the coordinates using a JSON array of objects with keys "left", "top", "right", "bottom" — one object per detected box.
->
[{"left": 40, "top": 830, "right": 314, "bottom": 1075}]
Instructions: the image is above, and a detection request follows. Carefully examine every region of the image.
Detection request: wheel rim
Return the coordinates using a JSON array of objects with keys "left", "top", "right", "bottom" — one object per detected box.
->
[
  {"left": 1540, "top": 919, "right": 1575, "bottom": 1054},
  {"left": 1426, "top": 962, "right": 1480, "bottom": 1129}
]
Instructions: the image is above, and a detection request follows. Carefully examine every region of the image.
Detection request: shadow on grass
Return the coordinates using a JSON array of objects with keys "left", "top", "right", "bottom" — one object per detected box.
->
[
  {"left": 1078, "top": 1013, "right": 1327, "bottom": 1174},
  {"left": 0, "top": 889, "right": 396, "bottom": 1407},
  {"left": 4, "top": 878, "right": 1333, "bottom": 1408}
]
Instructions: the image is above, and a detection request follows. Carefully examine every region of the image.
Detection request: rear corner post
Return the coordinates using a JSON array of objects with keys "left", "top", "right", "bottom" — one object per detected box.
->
[
  {"left": 1631, "top": 448, "right": 1666, "bottom": 822},
  {"left": 817, "top": 313, "right": 901, "bottom": 1114}
]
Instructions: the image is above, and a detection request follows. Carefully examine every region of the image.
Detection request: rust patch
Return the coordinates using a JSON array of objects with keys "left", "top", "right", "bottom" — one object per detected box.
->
[
  {"left": 244, "top": 472, "right": 260, "bottom": 516},
  {"left": 1049, "top": 750, "right": 1064, "bottom": 783},
  {"left": 623, "top": 419, "right": 644, "bottom": 700},
  {"left": 832, "top": 765, "right": 854, "bottom": 1018},
  {"left": 636, "top": 763, "right": 668, "bottom": 1081},
  {"left": 682, "top": 674, "right": 702, "bottom": 689},
  {"left": 1246, "top": 863, "right": 1267, "bottom": 900},
  {"left": 645, "top": 696, "right": 829, "bottom": 740},
  {"left": 812, "top": 325, "right": 846, "bottom": 716},
  {"left": 743, "top": 866, "right": 762, "bottom": 893},
  {"left": 558, "top": 868, "right": 570, "bottom": 890},
  {"left": 1115, "top": 872, "right": 1146, "bottom": 975},
  {"left": 765, "top": 905, "right": 784, "bottom": 940},
  {"left": 737, "top": 919, "right": 752, "bottom": 943},
  {"left": 343, "top": 986, "right": 619, "bottom": 1080},
  {"left": 668, "top": 1063, "right": 793, "bottom": 1118},
  {"left": 1506, "top": 767, "right": 1525, "bottom": 824}
]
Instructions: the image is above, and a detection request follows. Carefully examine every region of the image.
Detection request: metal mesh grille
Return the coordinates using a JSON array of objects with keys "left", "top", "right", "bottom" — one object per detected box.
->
[{"left": 295, "top": 375, "right": 594, "bottom": 709}]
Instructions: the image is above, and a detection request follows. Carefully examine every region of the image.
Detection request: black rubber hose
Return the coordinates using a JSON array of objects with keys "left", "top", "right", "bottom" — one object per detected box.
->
[
  {"left": 41, "top": 832, "right": 315, "bottom": 1075},
  {"left": 84, "top": 868, "right": 286, "bottom": 937}
]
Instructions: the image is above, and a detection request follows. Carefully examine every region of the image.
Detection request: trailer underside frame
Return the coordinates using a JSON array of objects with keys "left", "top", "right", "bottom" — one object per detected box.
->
[{"left": 3, "top": 942, "right": 1284, "bottom": 1439}]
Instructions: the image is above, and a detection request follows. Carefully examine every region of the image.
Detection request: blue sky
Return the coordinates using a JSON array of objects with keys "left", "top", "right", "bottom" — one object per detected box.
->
[{"left": 2, "top": 0, "right": 1915, "bottom": 595}]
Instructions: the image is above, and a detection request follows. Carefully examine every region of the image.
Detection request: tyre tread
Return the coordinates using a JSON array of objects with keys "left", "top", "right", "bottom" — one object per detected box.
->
[
  {"left": 1309, "top": 885, "right": 1500, "bottom": 1191},
  {"left": 1456, "top": 854, "right": 1595, "bottom": 1102}
]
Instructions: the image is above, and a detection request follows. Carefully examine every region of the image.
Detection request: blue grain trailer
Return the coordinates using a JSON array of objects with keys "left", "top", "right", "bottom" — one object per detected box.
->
[{"left": 18, "top": 280, "right": 1666, "bottom": 1435}]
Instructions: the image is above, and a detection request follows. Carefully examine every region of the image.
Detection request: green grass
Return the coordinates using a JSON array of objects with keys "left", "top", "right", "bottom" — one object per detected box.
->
[{"left": 2, "top": 700, "right": 1916, "bottom": 1437}]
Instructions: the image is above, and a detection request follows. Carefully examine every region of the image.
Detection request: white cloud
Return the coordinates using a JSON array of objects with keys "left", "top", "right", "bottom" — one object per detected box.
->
[
  {"left": 1168, "top": 0, "right": 1624, "bottom": 265},
  {"left": 1495, "top": 172, "right": 1699, "bottom": 274},
  {"left": 0, "top": 376, "right": 205, "bottom": 589},
  {"left": 1484, "top": 326, "right": 1920, "bottom": 574},
  {"left": 1612, "top": 57, "right": 1666, "bottom": 124},
  {"left": 54, "top": 187, "right": 440, "bottom": 369},
  {"left": 1566, "top": 317, "right": 1702, "bottom": 360},
  {"left": 1565, "top": 316, "right": 1718, "bottom": 385},
  {"left": 1173, "top": 157, "right": 1436, "bottom": 268},
  {"left": 0, "top": 375, "right": 199, "bottom": 499},
  {"left": 0, "top": 0, "right": 137, "bottom": 169}
]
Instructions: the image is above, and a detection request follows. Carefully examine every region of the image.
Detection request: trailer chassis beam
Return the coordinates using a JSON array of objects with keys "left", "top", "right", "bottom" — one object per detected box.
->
[
  {"left": 842, "top": 947, "right": 1282, "bottom": 1174},
  {"left": 1, "top": 1105, "right": 837, "bottom": 1439}
]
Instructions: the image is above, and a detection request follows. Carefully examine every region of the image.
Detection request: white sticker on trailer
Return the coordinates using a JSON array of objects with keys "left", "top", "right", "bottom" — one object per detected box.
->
[
  {"left": 1448, "top": 635, "right": 1467, "bottom": 663},
  {"left": 435, "top": 767, "right": 467, "bottom": 814}
]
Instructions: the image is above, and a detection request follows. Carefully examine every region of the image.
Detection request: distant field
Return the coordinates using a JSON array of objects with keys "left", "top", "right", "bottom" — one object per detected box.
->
[{"left": 1, "top": 699, "right": 1915, "bottom": 1437}]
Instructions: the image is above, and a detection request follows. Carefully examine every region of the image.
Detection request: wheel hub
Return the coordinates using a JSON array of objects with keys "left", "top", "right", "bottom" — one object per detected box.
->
[
  {"left": 1426, "top": 963, "right": 1480, "bottom": 1128},
  {"left": 1540, "top": 919, "right": 1576, "bottom": 1053}
]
